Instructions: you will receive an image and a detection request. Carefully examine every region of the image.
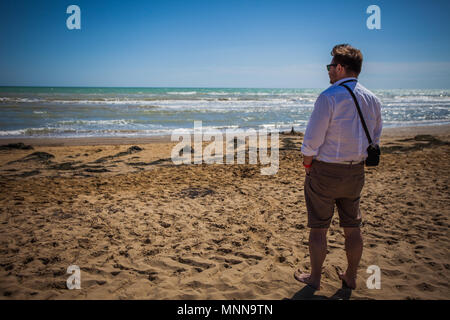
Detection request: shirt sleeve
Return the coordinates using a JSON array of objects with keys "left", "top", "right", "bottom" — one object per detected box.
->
[
  {"left": 373, "top": 98, "right": 382, "bottom": 145},
  {"left": 301, "top": 94, "right": 333, "bottom": 156}
]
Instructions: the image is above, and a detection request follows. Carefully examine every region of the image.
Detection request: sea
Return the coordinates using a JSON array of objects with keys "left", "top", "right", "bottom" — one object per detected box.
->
[{"left": 0, "top": 87, "right": 449, "bottom": 138}]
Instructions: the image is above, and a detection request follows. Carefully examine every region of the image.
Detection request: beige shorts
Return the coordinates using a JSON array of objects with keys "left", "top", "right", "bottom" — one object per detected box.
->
[{"left": 304, "top": 160, "right": 365, "bottom": 228}]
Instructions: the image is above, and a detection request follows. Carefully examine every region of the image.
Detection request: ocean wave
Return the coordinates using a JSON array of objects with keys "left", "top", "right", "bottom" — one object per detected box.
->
[
  {"left": 1, "top": 119, "right": 448, "bottom": 139},
  {"left": 0, "top": 127, "right": 76, "bottom": 136},
  {"left": 167, "top": 91, "right": 198, "bottom": 95},
  {"left": 0, "top": 96, "right": 316, "bottom": 105},
  {"left": 0, "top": 127, "right": 173, "bottom": 137},
  {"left": 0, "top": 97, "right": 41, "bottom": 103},
  {"left": 382, "top": 119, "right": 450, "bottom": 126},
  {"left": 56, "top": 119, "right": 134, "bottom": 126}
]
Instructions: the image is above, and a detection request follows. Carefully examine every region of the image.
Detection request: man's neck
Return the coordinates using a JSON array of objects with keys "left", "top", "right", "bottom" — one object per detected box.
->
[{"left": 333, "top": 76, "right": 358, "bottom": 85}]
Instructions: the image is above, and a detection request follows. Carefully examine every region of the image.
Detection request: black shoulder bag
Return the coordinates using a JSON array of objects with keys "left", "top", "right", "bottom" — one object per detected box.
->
[{"left": 339, "top": 80, "right": 380, "bottom": 166}]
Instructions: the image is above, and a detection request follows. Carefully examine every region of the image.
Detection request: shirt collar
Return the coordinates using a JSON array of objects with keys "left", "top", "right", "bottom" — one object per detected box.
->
[{"left": 332, "top": 77, "right": 358, "bottom": 87}]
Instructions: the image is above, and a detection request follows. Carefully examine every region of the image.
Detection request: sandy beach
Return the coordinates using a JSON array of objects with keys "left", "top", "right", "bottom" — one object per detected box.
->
[{"left": 0, "top": 125, "right": 449, "bottom": 300}]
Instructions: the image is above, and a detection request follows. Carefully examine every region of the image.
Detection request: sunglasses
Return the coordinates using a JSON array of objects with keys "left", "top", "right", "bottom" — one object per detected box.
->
[{"left": 326, "top": 64, "right": 337, "bottom": 71}]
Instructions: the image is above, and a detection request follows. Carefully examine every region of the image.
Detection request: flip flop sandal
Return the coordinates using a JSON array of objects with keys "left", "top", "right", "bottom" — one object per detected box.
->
[{"left": 293, "top": 269, "right": 319, "bottom": 290}]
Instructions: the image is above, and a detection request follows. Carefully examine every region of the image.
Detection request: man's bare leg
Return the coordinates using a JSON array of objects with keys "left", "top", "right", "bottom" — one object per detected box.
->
[
  {"left": 295, "top": 228, "right": 328, "bottom": 289},
  {"left": 338, "top": 227, "right": 363, "bottom": 289}
]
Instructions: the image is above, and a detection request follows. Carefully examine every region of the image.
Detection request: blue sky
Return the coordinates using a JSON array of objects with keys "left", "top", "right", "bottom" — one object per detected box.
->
[{"left": 0, "top": 0, "right": 449, "bottom": 88}]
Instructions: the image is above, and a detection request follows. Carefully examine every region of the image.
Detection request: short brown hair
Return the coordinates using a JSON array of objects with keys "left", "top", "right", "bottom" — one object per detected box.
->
[{"left": 331, "top": 44, "right": 363, "bottom": 76}]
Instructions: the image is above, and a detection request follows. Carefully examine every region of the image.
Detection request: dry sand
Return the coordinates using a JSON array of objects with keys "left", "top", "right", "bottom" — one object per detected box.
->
[{"left": 0, "top": 125, "right": 449, "bottom": 300}]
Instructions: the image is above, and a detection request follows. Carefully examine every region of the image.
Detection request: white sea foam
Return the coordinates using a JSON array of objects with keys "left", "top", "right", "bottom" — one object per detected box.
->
[
  {"left": 56, "top": 119, "right": 133, "bottom": 126},
  {"left": 167, "top": 91, "right": 197, "bottom": 95},
  {"left": 0, "top": 129, "right": 27, "bottom": 136}
]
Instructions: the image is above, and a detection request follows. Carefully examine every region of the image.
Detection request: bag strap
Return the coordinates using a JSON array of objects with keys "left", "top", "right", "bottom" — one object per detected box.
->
[{"left": 339, "top": 80, "right": 373, "bottom": 145}]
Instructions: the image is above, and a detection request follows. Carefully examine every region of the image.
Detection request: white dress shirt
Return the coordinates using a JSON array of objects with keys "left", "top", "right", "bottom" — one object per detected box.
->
[{"left": 301, "top": 77, "right": 382, "bottom": 163}]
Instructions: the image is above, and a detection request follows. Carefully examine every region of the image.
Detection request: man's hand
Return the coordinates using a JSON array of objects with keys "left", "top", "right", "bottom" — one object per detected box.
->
[
  {"left": 303, "top": 155, "right": 313, "bottom": 176},
  {"left": 305, "top": 166, "right": 311, "bottom": 175}
]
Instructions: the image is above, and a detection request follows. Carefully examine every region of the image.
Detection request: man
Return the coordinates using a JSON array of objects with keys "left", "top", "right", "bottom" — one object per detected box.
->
[{"left": 295, "top": 44, "right": 382, "bottom": 290}]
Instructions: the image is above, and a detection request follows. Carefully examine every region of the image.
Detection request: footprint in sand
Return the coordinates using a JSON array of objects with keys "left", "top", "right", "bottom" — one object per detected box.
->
[
  {"left": 175, "top": 257, "right": 215, "bottom": 273},
  {"left": 416, "top": 282, "right": 436, "bottom": 292}
]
